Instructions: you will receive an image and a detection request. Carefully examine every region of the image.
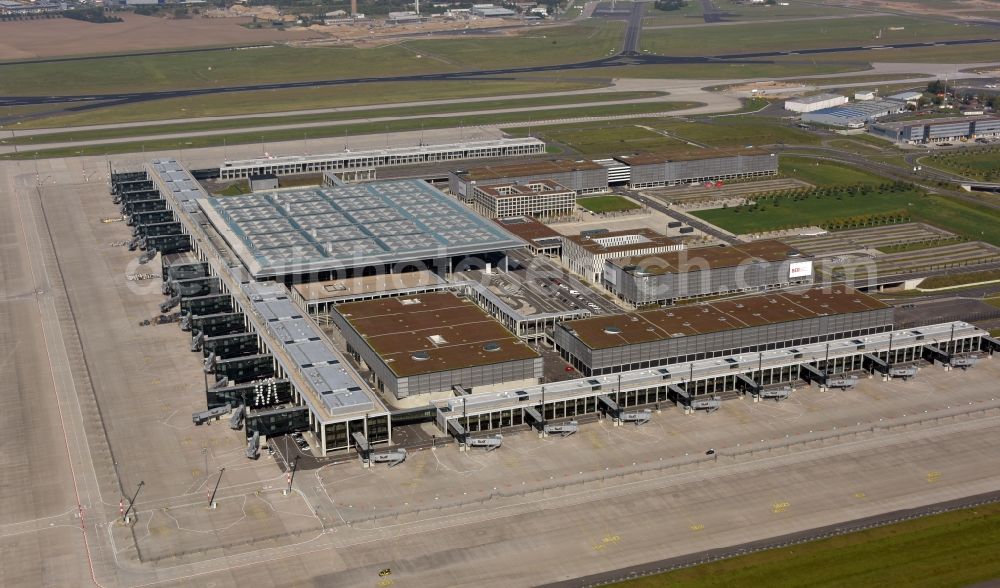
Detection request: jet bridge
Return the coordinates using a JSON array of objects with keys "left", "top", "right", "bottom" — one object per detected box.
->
[
  {"left": 922, "top": 344, "right": 950, "bottom": 366},
  {"left": 620, "top": 409, "right": 652, "bottom": 425},
  {"left": 193, "top": 403, "right": 231, "bottom": 425},
  {"left": 246, "top": 430, "right": 260, "bottom": 460},
  {"left": 863, "top": 353, "right": 888, "bottom": 376},
  {"left": 799, "top": 363, "right": 827, "bottom": 387},
  {"left": 467, "top": 434, "right": 503, "bottom": 451},
  {"left": 735, "top": 373, "right": 760, "bottom": 397},
  {"left": 690, "top": 396, "right": 722, "bottom": 413},
  {"left": 543, "top": 421, "right": 579, "bottom": 437}
]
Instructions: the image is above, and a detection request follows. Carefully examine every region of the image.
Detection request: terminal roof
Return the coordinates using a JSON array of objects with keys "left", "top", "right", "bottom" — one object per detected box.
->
[
  {"left": 562, "top": 286, "right": 889, "bottom": 350},
  {"left": 199, "top": 179, "right": 524, "bottom": 278},
  {"left": 335, "top": 291, "right": 540, "bottom": 377}
]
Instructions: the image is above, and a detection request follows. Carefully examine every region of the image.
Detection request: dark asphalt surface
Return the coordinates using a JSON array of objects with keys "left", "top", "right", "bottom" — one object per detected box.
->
[
  {"left": 542, "top": 488, "right": 1000, "bottom": 587},
  {"left": 2, "top": 36, "right": 999, "bottom": 110}
]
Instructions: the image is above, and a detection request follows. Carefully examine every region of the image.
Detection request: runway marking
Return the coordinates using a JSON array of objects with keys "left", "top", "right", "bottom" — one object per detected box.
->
[
  {"left": 689, "top": 523, "right": 705, "bottom": 532},
  {"left": 592, "top": 533, "right": 621, "bottom": 551},
  {"left": 772, "top": 501, "right": 791, "bottom": 514},
  {"left": 927, "top": 471, "right": 942, "bottom": 483},
  {"left": 854, "top": 491, "right": 867, "bottom": 499}
]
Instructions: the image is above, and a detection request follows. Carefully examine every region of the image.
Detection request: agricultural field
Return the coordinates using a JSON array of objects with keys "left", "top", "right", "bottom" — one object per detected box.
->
[
  {"left": 921, "top": 147, "right": 1000, "bottom": 181},
  {"left": 0, "top": 13, "right": 318, "bottom": 61},
  {"left": 692, "top": 182, "right": 1000, "bottom": 246},
  {"left": 640, "top": 16, "right": 996, "bottom": 57},
  {"left": 577, "top": 195, "right": 641, "bottom": 213},
  {"left": 614, "top": 502, "right": 1000, "bottom": 588}
]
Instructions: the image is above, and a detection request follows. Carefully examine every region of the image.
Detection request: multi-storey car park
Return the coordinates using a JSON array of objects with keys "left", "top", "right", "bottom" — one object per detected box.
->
[
  {"left": 869, "top": 116, "right": 1000, "bottom": 144},
  {"left": 603, "top": 240, "right": 814, "bottom": 306},
  {"left": 199, "top": 178, "right": 525, "bottom": 280},
  {"left": 554, "top": 286, "right": 894, "bottom": 376},
  {"left": 332, "top": 291, "right": 543, "bottom": 400},
  {"left": 449, "top": 151, "right": 781, "bottom": 195},
  {"left": 471, "top": 179, "right": 577, "bottom": 220},
  {"left": 217, "top": 137, "right": 546, "bottom": 180},
  {"left": 449, "top": 159, "right": 610, "bottom": 198},
  {"left": 613, "top": 150, "right": 779, "bottom": 189},
  {"left": 562, "top": 228, "right": 685, "bottom": 284},
  {"left": 114, "top": 158, "right": 1000, "bottom": 458}
]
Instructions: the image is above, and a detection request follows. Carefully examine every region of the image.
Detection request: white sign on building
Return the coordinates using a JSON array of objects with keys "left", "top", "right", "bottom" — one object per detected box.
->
[{"left": 789, "top": 260, "right": 814, "bottom": 278}]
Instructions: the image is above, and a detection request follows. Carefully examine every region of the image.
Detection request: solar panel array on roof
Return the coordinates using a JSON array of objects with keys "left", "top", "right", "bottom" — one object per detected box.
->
[{"left": 201, "top": 179, "right": 524, "bottom": 278}]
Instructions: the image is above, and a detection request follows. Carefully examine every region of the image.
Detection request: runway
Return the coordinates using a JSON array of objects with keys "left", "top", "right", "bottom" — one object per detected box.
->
[{"left": 2, "top": 37, "right": 999, "bottom": 111}]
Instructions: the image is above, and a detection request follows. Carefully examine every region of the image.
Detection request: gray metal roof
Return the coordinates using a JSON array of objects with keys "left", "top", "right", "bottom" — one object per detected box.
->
[
  {"left": 241, "top": 281, "right": 377, "bottom": 416},
  {"left": 200, "top": 179, "right": 525, "bottom": 278}
]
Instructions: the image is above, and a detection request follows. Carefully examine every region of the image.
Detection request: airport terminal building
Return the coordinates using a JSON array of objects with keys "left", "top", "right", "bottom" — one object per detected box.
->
[
  {"left": 218, "top": 137, "right": 546, "bottom": 180},
  {"left": 603, "top": 240, "right": 814, "bottom": 306},
  {"left": 553, "top": 286, "right": 894, "bottom": 376},
  {"left": 331, "top": 291, "right": 543, "bottom": 399},
  {"left": 198, "top": 179, "right": 525, "bottom": 280}
]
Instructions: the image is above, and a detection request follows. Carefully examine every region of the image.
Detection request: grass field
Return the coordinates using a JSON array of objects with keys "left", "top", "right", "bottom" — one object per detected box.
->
[
  {"left": 577, "top": 195, "right": 641, "bottom": 213},
  {"left": 693, "top": 186, "right": 1000, "bottom": 245},
  {"left": 920, "top": 269, "right": 1000, "bottom": 289},
  {"left": 508, "top": 117, "right": 819, "bottom": 157},
  {"left": 640, "top": 16, "right": 995, "bottom": 56},
  {"left": 6, "top": 78, "right": 612, "bottom": 129},
  {"left": 921, "top": 148, "right": 1000, "bottom": 182},
  {"left": 614, "top": 502, "right": 1000, "bottom": 588},
  {"left": 779, "top": 156, "right": 886, "bottom": 185},
  {"left": 0, "top": 21, "right": 622, "bottom": 97},
  {"left": 2, "top": 101, "right": 700, "bottom": 159},
  {"left": 9, "top": 91, "right": 668, "bottom": 145}
]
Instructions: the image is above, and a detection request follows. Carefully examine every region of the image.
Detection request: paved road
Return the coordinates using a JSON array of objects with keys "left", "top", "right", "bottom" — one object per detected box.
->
[{"left": 3, "top": 37, "right": 1000, "bottom": 110}]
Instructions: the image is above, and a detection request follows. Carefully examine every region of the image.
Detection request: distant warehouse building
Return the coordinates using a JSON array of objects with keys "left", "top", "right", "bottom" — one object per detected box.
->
[
  {"left": 602, "top": 240, "right": 813, "bottom": 306},
  {"left": 562, "top": 228, "right": 684, "bottom": 284},
  {"left": 802, "top": 100, "right": 906, "bottom": 128},
  {"left": 554, "top": 286, "right": 893, "bottom": 376},
  {"left": 785, "top": 93, "right": 848, "bottom": 113},
  {"left": 870, "top": 116, "right": 1000, "bottom": 144},
  {"left": 449, "top": 159, "right": 609, "bottom": 198},
  {"left": 614, "top": 150, "right": 778, "bottom": 189},
  {"left": 471, "top": 179, "right": 576, "bottom": 219},
  {"left": 332, "top": 292, "right": 542, "bottom": 399}
]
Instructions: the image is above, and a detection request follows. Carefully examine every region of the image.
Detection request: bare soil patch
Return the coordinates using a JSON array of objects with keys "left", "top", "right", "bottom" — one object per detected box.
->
[{"left": 0, "top": 13, "right": 323, "bottom": 60}]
